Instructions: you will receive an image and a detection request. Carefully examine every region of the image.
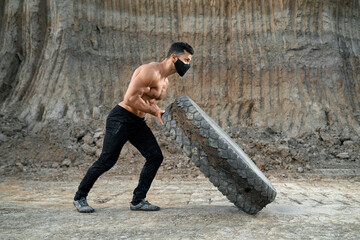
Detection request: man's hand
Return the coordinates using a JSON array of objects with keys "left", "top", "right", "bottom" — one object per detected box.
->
[
  {"left": 154, "top": 109, "right": 165, "bottom": 126},
  {"left": 150, "top": 101, "right": 165, "bottom": 126}
]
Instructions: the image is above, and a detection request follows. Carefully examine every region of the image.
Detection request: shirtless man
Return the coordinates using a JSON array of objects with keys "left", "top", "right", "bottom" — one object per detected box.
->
[{"left": 73, "top": 42, "right": 194, "bottom": 213}]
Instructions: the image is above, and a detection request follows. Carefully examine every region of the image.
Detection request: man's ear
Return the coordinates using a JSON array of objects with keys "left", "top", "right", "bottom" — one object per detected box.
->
[{"left": 171, "top": 53, "right": 177, "bottom": 63}]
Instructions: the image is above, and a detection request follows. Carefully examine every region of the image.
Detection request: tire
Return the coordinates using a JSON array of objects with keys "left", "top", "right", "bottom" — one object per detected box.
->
[{"left": 162, "top": 95, "right": 277, "bottom": 215}]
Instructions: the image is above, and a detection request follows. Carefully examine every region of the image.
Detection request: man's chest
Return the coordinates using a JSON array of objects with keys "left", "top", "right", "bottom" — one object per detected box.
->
[{"left": 146, "top": 78, "right": 168, "bottom": 100}]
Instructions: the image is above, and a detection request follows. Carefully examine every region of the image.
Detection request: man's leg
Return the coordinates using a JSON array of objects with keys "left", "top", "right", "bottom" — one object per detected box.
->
[
  {"left": 74, "top": 126, "right": 129, "bottom": 200},
  {"left": 73, "top": 110, "right": 131, "bottom": 212},
  {"left": 129, "top": 122, "right": 163, "bottom": 207}
]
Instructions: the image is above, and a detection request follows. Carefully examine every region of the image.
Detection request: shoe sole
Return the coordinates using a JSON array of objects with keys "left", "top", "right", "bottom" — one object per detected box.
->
[{"left": 130, "top": 206, "right": 160, "bottom": 211}]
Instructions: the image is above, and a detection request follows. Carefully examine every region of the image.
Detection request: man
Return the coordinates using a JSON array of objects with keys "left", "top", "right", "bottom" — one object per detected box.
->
[{"left": 73, "top": 42, "right": 194, "bottom": 213}]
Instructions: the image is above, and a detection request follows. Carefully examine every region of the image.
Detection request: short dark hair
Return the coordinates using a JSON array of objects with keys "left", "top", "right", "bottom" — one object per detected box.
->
[{"left": 166, "top": 42, "right": 194, "bottom": 58}]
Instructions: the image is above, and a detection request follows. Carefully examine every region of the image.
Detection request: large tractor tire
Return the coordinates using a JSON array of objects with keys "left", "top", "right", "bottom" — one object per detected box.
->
[{"left": 162, "top": 95, "right": 277, "bottom": 215}]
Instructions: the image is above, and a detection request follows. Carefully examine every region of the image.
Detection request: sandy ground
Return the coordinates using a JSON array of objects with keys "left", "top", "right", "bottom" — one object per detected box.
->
[{"left": 1, "top": 169, "right": 359, "bottom": 240}]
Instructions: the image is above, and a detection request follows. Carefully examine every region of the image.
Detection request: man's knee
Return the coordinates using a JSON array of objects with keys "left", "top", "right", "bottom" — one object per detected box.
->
[
  {"left": 94, "top": 153, "right": 117, "bottom": 171},
  {"left": 150, "top": 151, "right": 163, "bottom": 165}
]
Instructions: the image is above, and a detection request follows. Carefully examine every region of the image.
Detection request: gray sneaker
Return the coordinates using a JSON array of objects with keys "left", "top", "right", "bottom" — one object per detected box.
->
[
  {"left": 130, "top": 199, "right": 160, "bottom": 211},
  {"left": 73, "top": 197, "right": 95, "bottom": 213}
]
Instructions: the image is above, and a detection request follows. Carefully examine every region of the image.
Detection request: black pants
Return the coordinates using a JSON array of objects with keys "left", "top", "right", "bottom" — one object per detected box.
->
[{"left": 74, "top": 105, "right": 163, "bottom": 205}]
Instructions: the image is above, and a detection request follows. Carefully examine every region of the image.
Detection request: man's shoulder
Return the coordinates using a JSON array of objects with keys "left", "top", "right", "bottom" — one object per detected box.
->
[
  {"left": 137, "top": 62, "right": 161, "bottom": 78},
  {"left": 139, "top": 62, "right": 161, "bottom": 70}
]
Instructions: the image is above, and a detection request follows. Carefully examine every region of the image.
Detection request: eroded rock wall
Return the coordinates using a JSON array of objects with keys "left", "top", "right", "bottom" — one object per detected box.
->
[{"left": 1, "top": 0, "right": 359, "bottom": 136}]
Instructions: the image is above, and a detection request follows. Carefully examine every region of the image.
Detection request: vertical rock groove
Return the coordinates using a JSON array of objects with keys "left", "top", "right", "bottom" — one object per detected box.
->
[{"left": 0, "top": 0, "right": 359, "bottom": 136}]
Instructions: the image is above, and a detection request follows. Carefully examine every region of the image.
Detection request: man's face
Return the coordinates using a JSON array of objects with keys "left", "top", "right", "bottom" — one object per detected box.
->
[
  {"left": 172, "top": 50, "right": 193, "bottom": 77},
  {"left": 173, "top": 50, "right": 192, "bottom": 64}
]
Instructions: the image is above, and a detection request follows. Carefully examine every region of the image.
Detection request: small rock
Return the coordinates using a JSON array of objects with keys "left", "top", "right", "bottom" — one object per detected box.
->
[
  {"left": 81, "top": 144, "right": 96, "bottom": 155},
  {"left": 96, "top": 139, "right": 103, "bottom": 148},
  {"left": 297, "top": 167, "right": 304, "bottom": 173},
  {"left": 93, "top": 131, "right": 104, "bottom": 139},
  {"left": 167, "top": 146, "right": 177, "bottom": 154},
  {"left": 0, "top": 133, "right": 8, "bottom": 142},
  {"left": 264, "top": 127, "right": 277, "bottom": 135},
  {"left": 305, "top": 164, "right": 311, "bottom": 170},
  {"left": 278, "top": 145, "right": 290, "bottom": 158},
  {"left": 286, "top": 165, "right": 293, "bottom": 170},
  {"left": 83, "top": 134, "right": 94, "bottom": 145},
  {"left": 13, "top": 164, "right": 24, "bottom": 173},
  {"left": 167, "top": 166, "right": 173, "bottom": 170},
  {"left": 92, "top": 107, "right": 101, "bottom": 120},
  {"left": 52, "top": 162, "right": 60, "bottom": 168},
  {"left": 15, "top": 162, "right": 24, "bottom": 171},
  {"left": 337, "top": 152, "right": 350, "bottom": 159},
  {"left": 343, "top": 140, "right": 354, "bottom": 146},
  {"left": 320, "top": 132, "right": 340, "bottom": 145},
  {"left": 95, "top": 149, "right": 102, "bottom": 158},
  {"left": 286, "top": 137, "right": 298, "bottom": 146},
  {"left": 61, "top": 158, "right": 71, "bottom": 167},
  {"left": 340, "top": 136, "right": 351, "bottom": 142}
]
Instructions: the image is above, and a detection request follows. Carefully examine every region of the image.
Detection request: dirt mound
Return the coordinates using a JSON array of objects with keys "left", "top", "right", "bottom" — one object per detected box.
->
[{"left": 1, "top": 115, "right": 359, "bottom": 181}]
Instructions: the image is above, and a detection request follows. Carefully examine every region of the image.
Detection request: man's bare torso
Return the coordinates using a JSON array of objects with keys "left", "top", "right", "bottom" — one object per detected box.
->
[{"left": 119, "top": 62, "right": 169, "bottom": 118}]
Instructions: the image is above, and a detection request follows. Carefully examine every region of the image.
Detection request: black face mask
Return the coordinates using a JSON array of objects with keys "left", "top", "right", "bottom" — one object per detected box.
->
[{"left": 174, "top": 59, "right": 191, "bottom": 77}]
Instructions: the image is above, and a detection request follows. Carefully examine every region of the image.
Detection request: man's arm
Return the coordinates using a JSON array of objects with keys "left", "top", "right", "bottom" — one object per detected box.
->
[{"left": 123, "top": 68, "right": 165, "bottom": 125}]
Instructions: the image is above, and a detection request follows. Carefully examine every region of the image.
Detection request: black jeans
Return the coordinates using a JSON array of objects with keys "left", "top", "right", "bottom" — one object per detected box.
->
[{"left": 74, "top": 105, "right": 163, "bottom": 205}]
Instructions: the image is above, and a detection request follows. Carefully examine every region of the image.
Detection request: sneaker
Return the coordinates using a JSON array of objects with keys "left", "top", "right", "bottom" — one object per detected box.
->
[
  {"left": 130, "top": 199, "right": 160, "bottom": 211},
  {"left": 73, "top": 197, "right": 95, "bottom": 213}
]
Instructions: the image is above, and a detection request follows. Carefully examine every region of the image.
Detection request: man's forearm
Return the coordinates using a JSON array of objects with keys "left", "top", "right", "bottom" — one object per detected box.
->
[{"left": 126, "top": 96, "right": 158, "bottom": 115}]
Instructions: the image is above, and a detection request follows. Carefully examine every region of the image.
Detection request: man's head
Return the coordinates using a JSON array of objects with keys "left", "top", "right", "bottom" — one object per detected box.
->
[{"left": 167, "top": 42, "right": 194, "bottom": 77}]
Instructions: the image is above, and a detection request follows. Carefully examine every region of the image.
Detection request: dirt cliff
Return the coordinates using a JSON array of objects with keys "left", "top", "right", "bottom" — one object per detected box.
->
[
  {"left": 1, "top": 0, "right": 359, "bottom": 136},
  {"left": 0, "top": 1, "right": 359, "bottom": 176}
]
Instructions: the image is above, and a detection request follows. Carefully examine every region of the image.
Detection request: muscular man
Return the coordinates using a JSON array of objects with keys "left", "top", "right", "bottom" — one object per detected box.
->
[{"left": 73, "top": 42, "right": 194, "bottom": 213}]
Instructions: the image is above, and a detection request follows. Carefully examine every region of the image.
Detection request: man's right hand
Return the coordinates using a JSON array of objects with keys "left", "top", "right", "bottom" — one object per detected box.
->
[{"left": 154, "top": 109, "right": 165, "bottom": 126}]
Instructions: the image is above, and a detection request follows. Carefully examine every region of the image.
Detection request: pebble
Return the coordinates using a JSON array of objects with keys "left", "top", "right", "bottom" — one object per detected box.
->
[
  {"left": 83, "top": 134, "right": 94, "bottom": 145},
  {"left": 343, "top": 140, "right": 354, "bottom": 146},
  {"left": 0, "top": 133, "right": 8, "bottom": 142},
  {"left": 52, "top": 162, "right": 60, "bottom": 168},
  {"left": 96, "top": 139, "right": 103, "bottom": 148},
  {"left": 337, "top": 152, "right": 350, "bottom": 159},
  {"left": 95, "top": 149, "right": 102, "bottom": 158},
  {"left": 81, "top": 144, "right": 96, "bottom": 155},
  {"left": 15, "top": 162, "right": 24, "bottom": 169},
  {"left": 93, "top": 131, "right": 103, "bottom": 139},
  {"left": 297, "top": 167, "right": 304, "bottom": 173},
  {"left": 167, "top": 146, "right": 178, "bottom": 154},
  {"left": 61, "top": 159, "right": 71, "bottom": 167},
  {"left": 92, "top": 107, "right": 101, "bottom": 120}
]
